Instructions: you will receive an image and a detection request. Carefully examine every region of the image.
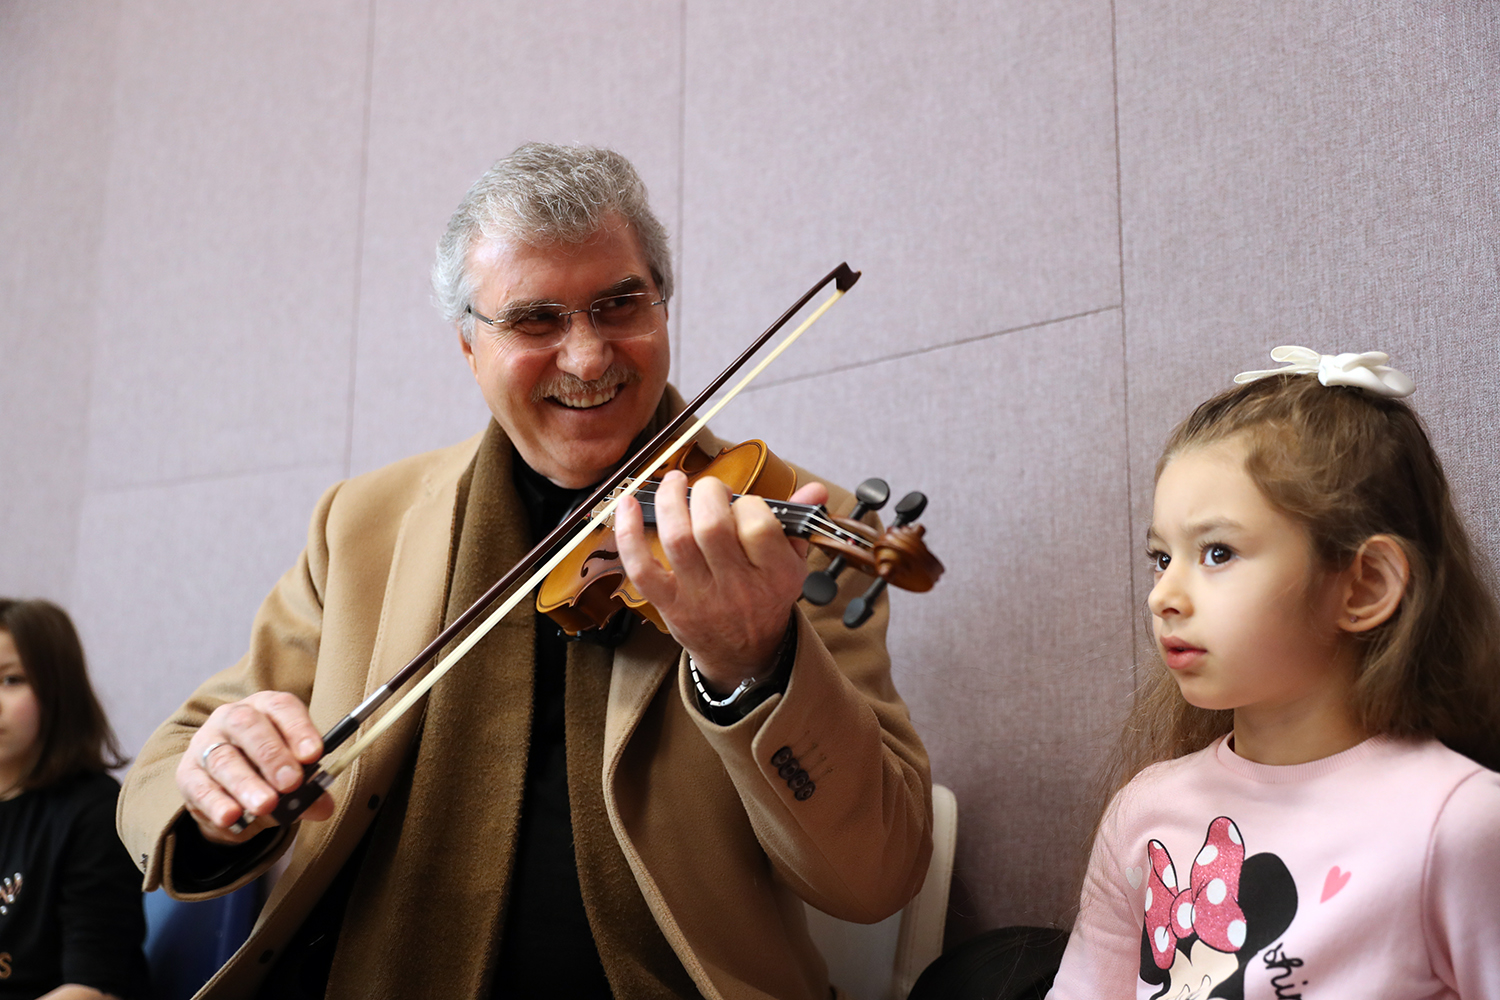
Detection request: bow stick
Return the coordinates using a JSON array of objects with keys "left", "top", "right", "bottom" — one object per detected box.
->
[{"left": 236, "top": 262, "right": 861, "bottom": 830}]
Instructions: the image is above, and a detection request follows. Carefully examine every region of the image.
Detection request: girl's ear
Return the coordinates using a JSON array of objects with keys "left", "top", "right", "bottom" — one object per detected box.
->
[{"left": 1339, "top": 535, "right": 1410, "bottom": 633}]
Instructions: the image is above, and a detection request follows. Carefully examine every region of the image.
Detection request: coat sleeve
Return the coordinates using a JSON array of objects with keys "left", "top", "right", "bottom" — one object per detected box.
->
[
  {"left": 1425, "top": 768, "right": 1500, "bottom": 998},
  {"left": 116, "top": 481, "right": 340, "bottom": 898},
  {"left": 1047, "top": 789, "right": 1143, "bottom": 1000},
  {"left": 678, "top": 477, "right": 934, "bottom": 923}
]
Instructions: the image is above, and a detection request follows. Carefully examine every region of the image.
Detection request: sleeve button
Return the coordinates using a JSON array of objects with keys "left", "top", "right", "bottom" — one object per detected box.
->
[
  {"left": 777, "top": 760, "right": 800, "bottom": 781},
  {"left": 794, "top": 782, "right": 816, "bottom": 801},
  {"left": 789, "top": 770, "right": 809, "bottom": 789},
  {"left": 770, "top": 746, "right": 793, "bottom": 768}
]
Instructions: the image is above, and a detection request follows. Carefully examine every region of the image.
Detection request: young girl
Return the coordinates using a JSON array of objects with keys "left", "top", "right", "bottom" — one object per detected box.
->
[
  {"left": 0, "top": 599, "right": 147, "bottom": 1000},
  {"left": 1049, "top": 348, "right": 1500, "bottom": 999}
]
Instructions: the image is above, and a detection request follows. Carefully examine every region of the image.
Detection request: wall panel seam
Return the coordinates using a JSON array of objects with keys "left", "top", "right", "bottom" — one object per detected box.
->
[
  {"left": 87, "top": 461, "right": 339, "bottom": 497},
  {"left": 673, "top": 0, "right": 689, "bottom": 370},
  {"left": 741, "top": 305, "right": 1124, "bottom": 393},
  {"left": 343, "top": 0, "right": 380, "bottom": 480},
  {"left": 1106, "top": 0, "right": 1138, "bottom": 684},
  {"left": 72, "top": 0, "right": 129, "bottom": 606}
]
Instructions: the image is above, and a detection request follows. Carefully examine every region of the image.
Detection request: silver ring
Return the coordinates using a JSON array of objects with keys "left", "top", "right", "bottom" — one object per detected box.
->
[{"left": 199, "top": 741, "right": 232, "bottom": 770}]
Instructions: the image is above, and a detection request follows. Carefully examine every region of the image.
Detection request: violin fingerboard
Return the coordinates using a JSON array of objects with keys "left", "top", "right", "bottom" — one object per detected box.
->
[{"left": 633, "top": 494, "right": 823, "bottom": 539}]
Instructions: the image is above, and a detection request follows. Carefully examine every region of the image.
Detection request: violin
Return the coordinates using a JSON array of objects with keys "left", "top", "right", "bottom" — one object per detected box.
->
[
  {"left": 247, "top": 262, "right": 922, "bottom": 830},
  {"left": 537, "top": 438, "right": 945, "bottom": 635}
]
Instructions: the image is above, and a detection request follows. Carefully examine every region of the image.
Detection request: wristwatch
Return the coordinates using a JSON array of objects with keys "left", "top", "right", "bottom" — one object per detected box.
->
[{"left": 688, "top": 615, "right": 798, "bottom": 725}]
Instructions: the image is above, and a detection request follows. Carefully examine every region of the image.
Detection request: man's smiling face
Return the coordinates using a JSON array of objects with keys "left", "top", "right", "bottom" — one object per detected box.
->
[{"left": 459, "top": 214, "right": 670, "bottom": 488}]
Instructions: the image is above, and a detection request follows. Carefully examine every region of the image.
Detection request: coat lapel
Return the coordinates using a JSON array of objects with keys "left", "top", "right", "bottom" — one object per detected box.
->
[
  {"left": 263, "top": 435, "right": 479, "bottom": 917},
  {"left": 600, "top": 626, "right": 723, "bottom": 996}
]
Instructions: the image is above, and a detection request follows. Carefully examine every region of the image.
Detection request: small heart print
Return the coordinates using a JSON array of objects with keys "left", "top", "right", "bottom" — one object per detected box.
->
[
  {"left": 1126, "top": 866, "right": 1143, "bottom": 890},
  {"left": 1321, "top": 865, "right": 1351, "bottom": 902}
]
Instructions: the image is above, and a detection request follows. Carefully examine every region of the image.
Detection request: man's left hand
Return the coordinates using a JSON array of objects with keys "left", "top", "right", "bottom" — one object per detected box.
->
[{"left": 614, "top": 469, "right": 829, "bottom": 693}]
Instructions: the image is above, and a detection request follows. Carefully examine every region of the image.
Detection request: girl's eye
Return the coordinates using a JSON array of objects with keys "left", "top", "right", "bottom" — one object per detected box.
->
[
  {"left": 1148, "top": 550, "right": 1170, "bottom": 573},
  {"left": 1203, "top": 543, "right": 1234, "bottom": 567},
  {"left": 0, "top": 673, "right": 25, "bottom": 687}
]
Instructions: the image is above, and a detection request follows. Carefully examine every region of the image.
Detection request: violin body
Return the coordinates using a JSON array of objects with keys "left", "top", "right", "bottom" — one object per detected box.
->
[
  {"left": 536, "top": 439, "right": 943, "bottom": 636},
  {"left": 537, "top": 439, "right": 796, "bottom": 634}
]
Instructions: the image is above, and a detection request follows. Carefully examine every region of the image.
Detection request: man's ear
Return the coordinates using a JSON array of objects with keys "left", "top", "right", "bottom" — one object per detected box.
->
[
  {"left": 1339, "top": 535, "right": 1410, "bottom": 632},
  {"left": 458, "top": 325, "right": 479, "bottom": 377}
]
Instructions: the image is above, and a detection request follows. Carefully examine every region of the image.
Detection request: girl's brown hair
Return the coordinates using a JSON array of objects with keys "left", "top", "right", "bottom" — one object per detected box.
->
[
  {"left": 0, "top": 599, "right": 127, "bottom": 790},
  {"left": 1111, "top": 373, "right": 1500, "bottom": 791}
]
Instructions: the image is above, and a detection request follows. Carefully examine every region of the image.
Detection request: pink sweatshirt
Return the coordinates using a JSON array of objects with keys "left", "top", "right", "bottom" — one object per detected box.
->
[{"left": 1048, "top": 736, "right": 1500, "bottom": 999}]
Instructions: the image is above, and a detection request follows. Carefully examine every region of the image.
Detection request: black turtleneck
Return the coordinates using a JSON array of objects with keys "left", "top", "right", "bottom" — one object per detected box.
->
[{"left": 490, "top": 459, "right": 612, "bottom": 999}]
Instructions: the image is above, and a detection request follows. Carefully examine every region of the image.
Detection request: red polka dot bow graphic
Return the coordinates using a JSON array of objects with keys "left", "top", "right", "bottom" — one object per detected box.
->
[{"left": 1142, "top": 817, "right": 1247, "bottom": 969}]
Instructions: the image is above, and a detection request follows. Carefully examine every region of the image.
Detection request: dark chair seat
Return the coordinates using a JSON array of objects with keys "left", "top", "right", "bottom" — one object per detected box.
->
[
  {"left": 907, "top": 925, "right": 1069, "bottom": 1000},
  {"left": 144, "top": 883, "right": 259, "bottom": 1000}
]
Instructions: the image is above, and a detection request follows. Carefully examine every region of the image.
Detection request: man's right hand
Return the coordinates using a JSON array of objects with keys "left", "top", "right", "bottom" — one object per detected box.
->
[{"left": 175, "top": 691, "right": 334, "bottom": 845}]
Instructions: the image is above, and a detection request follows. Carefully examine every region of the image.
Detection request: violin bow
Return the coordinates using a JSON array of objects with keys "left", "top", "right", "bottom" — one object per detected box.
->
[{"left": 236, "top": 263, "right": 861, "bottom": 830}]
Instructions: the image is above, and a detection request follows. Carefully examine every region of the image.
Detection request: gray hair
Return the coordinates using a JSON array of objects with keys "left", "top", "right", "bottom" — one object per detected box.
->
[{"left": 432, "top": 142, "right": 673, "bottom": 342}]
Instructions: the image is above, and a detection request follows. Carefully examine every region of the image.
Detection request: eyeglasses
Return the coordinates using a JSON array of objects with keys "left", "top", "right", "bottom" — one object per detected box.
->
[{"left": 467, "top": 291, "right": 667, "bottom": 350}]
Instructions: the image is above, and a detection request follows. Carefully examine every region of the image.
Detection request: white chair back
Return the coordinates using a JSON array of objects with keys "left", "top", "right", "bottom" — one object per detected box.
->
[{"left": 805, "top": 783, "right": 959, "bottom": 1000}]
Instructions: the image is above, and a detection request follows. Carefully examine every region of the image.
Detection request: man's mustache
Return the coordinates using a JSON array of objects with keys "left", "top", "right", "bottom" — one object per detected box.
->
[{"left": 531, "top": 365, "right": 642, "bottom": 403}]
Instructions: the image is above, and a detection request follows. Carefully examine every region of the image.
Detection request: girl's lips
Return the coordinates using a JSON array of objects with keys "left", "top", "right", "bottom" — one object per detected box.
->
[{"left": 1161, "top": 641, "right": 1205, "bottom": 671}]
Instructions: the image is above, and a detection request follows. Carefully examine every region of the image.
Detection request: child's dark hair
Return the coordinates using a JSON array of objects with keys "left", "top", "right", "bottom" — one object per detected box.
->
[
  {"left": 0, "top": 599, "right": 128, "bottom": 789},
  {"left": 1113, "top": 372, "right": 1500, "bottom": 789}
]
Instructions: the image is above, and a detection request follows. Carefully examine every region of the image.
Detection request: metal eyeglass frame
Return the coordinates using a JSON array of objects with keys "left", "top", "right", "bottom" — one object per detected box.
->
[{"left": 466, "top": 291, "right": 667, "bottom": 349}]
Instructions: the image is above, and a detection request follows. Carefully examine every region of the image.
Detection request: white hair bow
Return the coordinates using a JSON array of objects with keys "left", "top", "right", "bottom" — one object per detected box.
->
[{"left": 1233, "top": 346, "right": 1415, "bottom": 399}]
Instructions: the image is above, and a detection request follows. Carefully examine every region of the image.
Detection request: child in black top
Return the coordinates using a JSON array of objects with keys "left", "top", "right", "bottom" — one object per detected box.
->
[{"left": 0, "top": 600, "right": 147, "bottom": 1000}]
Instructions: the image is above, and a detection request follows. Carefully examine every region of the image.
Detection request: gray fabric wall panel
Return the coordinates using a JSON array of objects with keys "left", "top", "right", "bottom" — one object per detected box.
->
[
  {"left": 712, "top": 310, "right": 1135, "bottom": 935},
  {"left": 72, "top": 467, "right": 341, "bottom": 762},
  {"left": 86, "top": 0, "right": 370, "bottom": 489},
  {"left": 1115, "top": 0, "right": 1500, "bottom": 618},
  {"left": 0, "top": 0, "right": 121, "bottom": 599},
  {"left": 676, "top": 1, "right": 1121, "bottom": 392},
  {"left": 348, "top": 0, "right": 685, "bottom": 475}
]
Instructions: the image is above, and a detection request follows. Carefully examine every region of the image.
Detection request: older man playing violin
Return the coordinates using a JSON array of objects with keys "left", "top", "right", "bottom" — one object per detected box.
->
[{"left": 119, "top": 143, "right": 932, "bottom": 1000}]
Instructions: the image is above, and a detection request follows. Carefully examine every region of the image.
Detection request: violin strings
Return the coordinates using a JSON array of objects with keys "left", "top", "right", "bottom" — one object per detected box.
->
[
  {"left": 624, "top": 496, "right": 872, "bottom": 551},
  {"left": 606, "top": 484, "right": 874, "bottom": 550},
  {"left": 620, "top": 485, "right": 863, "bottom": 539}
]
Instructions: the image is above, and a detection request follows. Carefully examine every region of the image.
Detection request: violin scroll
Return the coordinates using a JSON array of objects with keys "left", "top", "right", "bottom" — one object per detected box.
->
[
  {"left": 802, "top": 477, "right": 891, "bottom": 605},
  {"left": 804, "top": 485, "right": 944, "bottom": 628},
  {"left": 869, "top": 521, "right": 943, "bottom": 593}
]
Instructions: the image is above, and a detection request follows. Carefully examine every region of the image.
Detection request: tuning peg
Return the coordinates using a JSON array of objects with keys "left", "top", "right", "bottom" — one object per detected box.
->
[
  {"left": 843, "top": 492, "right": 931, "bottom": 628},
  {"left": 801, "top": 571, "right": 840, "bottom": 606},
  {"left": 852, "top": 478, "right": 891, "bottom": 517},
  {"left": 892, "top": 491, "right": 926, "bottom": 526},
  {"left": 844, "top": 579, "right": 885, "bottom": 628},
  {"left": 802, "top": 478, "right": 890, "bottom": 606}
]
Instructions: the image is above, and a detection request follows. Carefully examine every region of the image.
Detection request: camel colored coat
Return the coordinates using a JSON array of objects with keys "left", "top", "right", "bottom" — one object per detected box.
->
[{"left": 118, "top": 423, "right": 933, "bottom": 1000}]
